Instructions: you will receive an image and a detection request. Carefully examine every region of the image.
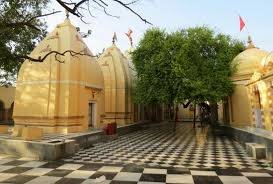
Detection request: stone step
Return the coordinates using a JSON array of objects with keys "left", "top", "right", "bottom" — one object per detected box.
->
[{"left": 246, "top": 142, "right": 266, "bottom": 159}]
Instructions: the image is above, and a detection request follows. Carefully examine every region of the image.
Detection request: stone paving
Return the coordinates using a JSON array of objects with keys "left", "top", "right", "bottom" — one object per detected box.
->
[
  {"left": 66, "top": 123, "right": 269, "bottom": 170},
  {"left": 0, "top": 123, "right": 273, "bottom": 183},
  {"left": 0, "top": 155, "right": 273, "bottom": 184}
]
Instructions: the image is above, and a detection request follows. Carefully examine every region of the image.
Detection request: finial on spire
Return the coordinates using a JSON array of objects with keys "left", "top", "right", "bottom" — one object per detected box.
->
[
  {"left": 112, "top": 32, "right": 117, "bottom": 44},
  {"left": 65, "top": 10, "right": 70, "bottom": 19},
  {"left": 125, "top": 29, "right": 133, "bottom": 47},
  {"left": 246, "top": 35, "right": 255, "bottom": 49}
]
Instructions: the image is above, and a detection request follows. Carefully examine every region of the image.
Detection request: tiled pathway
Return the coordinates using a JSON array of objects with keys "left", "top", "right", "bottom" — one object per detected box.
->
[
  {"left": 1, "top": 123, "right": 273, "bottom": 183},
  {"left": 0, "top": 156, "right": 273, "bottom": 183},
  {"left": 66, "top": 123, "right": 268, "bottom": 170}
]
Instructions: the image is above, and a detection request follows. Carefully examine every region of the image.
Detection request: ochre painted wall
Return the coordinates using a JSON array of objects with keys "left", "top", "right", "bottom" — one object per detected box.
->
[
  {"left": 0, "top": 87, "right": 15, "bottom": 108},
  {"left": 230, "top": 84, "right": 252, "bottom": 127},
  {"left": 13, "top": 19, "right": 105, "bottom": 133},
  {"left": 98, "top": 44, "right": 133, "bottom": 125}
]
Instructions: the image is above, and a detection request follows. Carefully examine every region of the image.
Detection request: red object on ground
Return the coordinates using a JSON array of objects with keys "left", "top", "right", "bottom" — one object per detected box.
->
[{"left": 104, "top": 123, "right": 117, "bottom": 135}]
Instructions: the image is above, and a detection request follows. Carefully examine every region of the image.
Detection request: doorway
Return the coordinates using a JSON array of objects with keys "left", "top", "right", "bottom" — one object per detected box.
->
[
  {"left": 254, "top": 89, "right": 263, "bottom": 128},
  {"left": 88, "top": 103, "right": 96, "bottom": 128}
]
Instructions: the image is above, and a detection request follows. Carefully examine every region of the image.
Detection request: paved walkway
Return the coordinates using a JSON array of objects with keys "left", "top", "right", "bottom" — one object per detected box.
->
[
  {"left": 0, "top": 123, "right": 273, "bottom": 183},
  {"left": 0, "top": 155, "right": 273, "bottom": 184},
  {"left": 66, "top": 123, "right": 268, "bottom": 170}
]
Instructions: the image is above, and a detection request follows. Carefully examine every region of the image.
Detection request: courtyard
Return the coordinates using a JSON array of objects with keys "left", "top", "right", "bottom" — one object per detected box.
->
[
  {"left": 0, "top": 123, "right": 272, "bottom": 184},
  {"left": 1, "top": 0, "right": 273, "bottom": 183},
  {"left": 66, "top": 123, "right": 266, "bottom": 169}
]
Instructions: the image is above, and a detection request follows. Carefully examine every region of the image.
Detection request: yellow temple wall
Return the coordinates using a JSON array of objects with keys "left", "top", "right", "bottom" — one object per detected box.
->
[
  {"left": 247, "top": 75, "right": 273, "bottom": 131},
  {"left": 177, "top": 106, "right": 194, "bottom": 120},
  {"left": 98, "top": 45, "right": 133, "bottom": 125},
  {"left": 13, "top": 19, "right": 105, "bottom": 134},
  {"left": 0, "top": 87, "right": 15, "bottom": 109},
  {"left": 230, "top": 84, "right": 252, "bottom": 127}
]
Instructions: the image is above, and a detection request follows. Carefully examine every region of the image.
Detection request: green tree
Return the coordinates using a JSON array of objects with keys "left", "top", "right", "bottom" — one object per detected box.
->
[
  {"left": 0, "top": 0, "right": 50, "bottom": 84},
  {"left": 132, "top": 26, "right": 244, "bottom": 126},
  {"left": 132, "top": 28, "right": 178, "bottom": 121},
  {"left": 173, "top": 27, "right": 244, "bottom": 125}
]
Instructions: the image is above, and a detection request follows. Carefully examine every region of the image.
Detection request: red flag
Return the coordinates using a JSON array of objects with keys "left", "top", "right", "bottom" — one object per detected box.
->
[{"left": 239, "top": 16, "right": 245, "bottom": 32}]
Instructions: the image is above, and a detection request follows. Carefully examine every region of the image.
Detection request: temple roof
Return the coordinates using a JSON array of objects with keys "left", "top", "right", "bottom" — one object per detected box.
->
[
  {"left": 98, "top": 43, "right": 131, "bottom": 89},
  {"left": 231, "top": 41, "right": 268, "bottom": 81},
  {"left": 18, "top": 17, "right": 104, "bottom": 89}
]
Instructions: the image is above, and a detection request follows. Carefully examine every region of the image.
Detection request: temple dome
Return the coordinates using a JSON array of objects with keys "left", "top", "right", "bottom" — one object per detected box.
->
[
  {"left": 17, "top": 18, "right": 104, "bottom": 88},
  {"left": 14, "top": 17, "right": 105, "bottom": 133},
  {"left": 232, "top": 47, "right": 268, "bottom": 81},
  {"left": 98, "top": 43, "right": 133, "bottom": 125},
  {"left": 261, "top": 51, "right": 273, "bottom": 68}
]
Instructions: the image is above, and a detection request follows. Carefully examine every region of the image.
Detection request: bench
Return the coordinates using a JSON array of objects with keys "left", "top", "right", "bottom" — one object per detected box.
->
[{"left": 246, "top": 143, "right": 266, "bottom": 159}]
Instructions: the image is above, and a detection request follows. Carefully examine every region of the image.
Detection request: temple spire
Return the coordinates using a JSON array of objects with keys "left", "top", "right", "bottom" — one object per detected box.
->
[
  {"left": 112, "top": 32, "right": 117, "bottom": 44},
  {"left": 246, "top": 35, "right": 255, "bottom": 49},
  {"left": 65, "top": 10, "right": 70, "bottom": 19}
]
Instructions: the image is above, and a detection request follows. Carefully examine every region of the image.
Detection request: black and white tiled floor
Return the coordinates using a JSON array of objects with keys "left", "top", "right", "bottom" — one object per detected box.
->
[
  {"left": 65, "top": 123, "right": 269, "bottom": 170},
  {"left": 1, "top": 123, "right": 273, "bottom": 183},
  {"left": 1, "top": 155, "right": 273, "bottom": 184}
]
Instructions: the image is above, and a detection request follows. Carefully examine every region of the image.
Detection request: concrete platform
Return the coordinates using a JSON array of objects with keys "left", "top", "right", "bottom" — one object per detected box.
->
[
  {"left": 218, "top": 125, "right": 273, "bottom": 161},
  {"left": 0, "top": 122, "right": 147, "bottom": 160}
]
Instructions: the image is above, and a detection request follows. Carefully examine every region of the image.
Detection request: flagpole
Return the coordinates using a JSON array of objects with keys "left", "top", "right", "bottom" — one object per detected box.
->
[{"left": 237, "top": 13, "right": 253, "bottom": 45}]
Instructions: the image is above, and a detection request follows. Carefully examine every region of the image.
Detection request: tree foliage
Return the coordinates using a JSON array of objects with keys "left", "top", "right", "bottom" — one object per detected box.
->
[
  {"left": 0, "top": 0, "right": 150, "bottom": 85},
  {"left": 132, "top": 26, "right": 244, "bottom": 106},
  {"left": 0, "top": 0, "right": 49, "bottom": 84}
]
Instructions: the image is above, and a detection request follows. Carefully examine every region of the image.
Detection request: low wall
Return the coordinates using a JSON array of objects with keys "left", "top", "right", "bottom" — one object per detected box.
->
[
  {"left": 0, "top": 121, "right": 148, "bottom": 160},
  {"left": 219, "top": 125, "right": 273, "bottom": 160},
  {"left": 0, "top": 139, "right": 75, "bottom": 160}
]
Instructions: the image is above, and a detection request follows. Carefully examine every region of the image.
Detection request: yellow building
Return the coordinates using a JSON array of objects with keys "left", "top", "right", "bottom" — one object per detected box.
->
[
  {"left": 13, "top": 18, "right": 105, "bottom": 133},
  {"left": 0, "top": 86, "right": 15, "bottom": 123},
  {"left": 221, "top": 37, "right": 273, "bottom": 132},
  {"left": 11, "top": 16, "right": 163, "bottom": 134},
  {"left": 98, "top": 44, "right": 133, "bottom": 125}
]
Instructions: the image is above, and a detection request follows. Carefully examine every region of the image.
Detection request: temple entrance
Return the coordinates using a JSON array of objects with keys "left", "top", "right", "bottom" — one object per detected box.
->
[
  {"left": 88, "top": 103, "right": 95, "bottom": 128},
  {"left": 254, "top": 89, "right": 263, "bottom": 128}
]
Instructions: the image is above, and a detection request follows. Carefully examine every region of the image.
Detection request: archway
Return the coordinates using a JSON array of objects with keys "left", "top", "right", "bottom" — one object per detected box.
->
[{"left": 253, "top": 87, "right": 263, "bottom": 128}]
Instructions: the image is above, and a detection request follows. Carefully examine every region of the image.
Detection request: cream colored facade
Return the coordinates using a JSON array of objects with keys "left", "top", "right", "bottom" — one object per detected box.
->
[
  {"left": 0, "top": 86, "right": 15, "bottom": 122},
  {"left": 98, "top": 44, "right": 133, "bottom": 125},
  {"left": 13, "top": 18, "right": 105, "bottom": 133},
  {"left": 221, "top": 38, "right": 273, "bottom": 132},
  {"left": 8, "top": 18, "right": 197, "bottom": 134},
  {"left": 0, "top": 86, "right": 15, "bottom": 109}
]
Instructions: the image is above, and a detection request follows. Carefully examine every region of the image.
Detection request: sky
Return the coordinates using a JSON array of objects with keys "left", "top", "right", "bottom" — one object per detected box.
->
[{"left": 46, "top": 0, "right": 273, "bottom": 54}]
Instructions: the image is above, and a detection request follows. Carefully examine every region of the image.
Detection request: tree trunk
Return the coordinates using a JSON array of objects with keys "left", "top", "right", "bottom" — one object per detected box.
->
[
  {"left": 173, "top": 104, "right": 179, "bottom": 132},
  {"left": 193, "top": 104, "right": 196, "bottom": 128},
  {"left": 210, "top": 103, "right": 218, "bottom": 125}
]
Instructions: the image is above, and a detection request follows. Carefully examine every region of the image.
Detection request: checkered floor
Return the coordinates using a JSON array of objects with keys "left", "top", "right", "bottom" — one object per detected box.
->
[
  {"left": 1, "top": 155, "right": 273, "bottom": 184},
  {"left": 65, "top": 123, "right": 269, "bottom": 170}
]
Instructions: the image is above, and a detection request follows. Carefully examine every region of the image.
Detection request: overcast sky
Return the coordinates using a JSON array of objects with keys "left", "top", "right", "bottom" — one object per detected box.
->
[{"left": 45, "top": 0, "right": 273, "bottom": 54}]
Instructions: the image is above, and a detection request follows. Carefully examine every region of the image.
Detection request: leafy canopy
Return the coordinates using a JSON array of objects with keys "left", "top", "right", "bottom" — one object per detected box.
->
[
  {"left": 0, "top": 0, "right": 49, "bottom": 84},
  {"left": 132, "top": 26, "right": 244, "bottom": 105}
]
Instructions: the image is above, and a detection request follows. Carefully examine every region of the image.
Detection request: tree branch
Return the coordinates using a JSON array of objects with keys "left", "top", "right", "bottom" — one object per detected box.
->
[
  {"left": 16, "top": 49, "right": 97, "bottom": 63},
  {"left": 3, "top": 11, "right": 61, "bottom": 31},
  {"left": 55, "top": 0, "right": 152, "bottom": 25}
]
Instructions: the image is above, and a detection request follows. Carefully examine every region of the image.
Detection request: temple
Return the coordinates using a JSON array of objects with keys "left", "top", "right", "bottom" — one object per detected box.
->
[
  {"left": 219, "top": 36, "right": 273, "bottom": 131},
  {"left": 2, "top": 17, "right": 273, "bottom": 138},
  {"left": 10, "top": 17, "right": 162, "bottom": 134},
  {"left": 12, "top": 18, "right": 105, "bottom": 133},
  {"left": 98, "top": 43, "right": 133, "bottom": 125}
]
